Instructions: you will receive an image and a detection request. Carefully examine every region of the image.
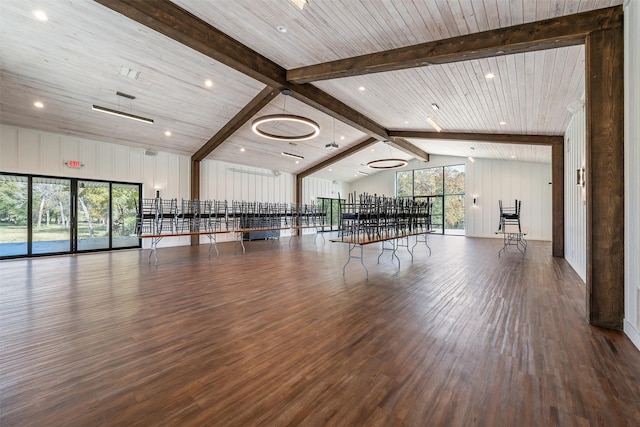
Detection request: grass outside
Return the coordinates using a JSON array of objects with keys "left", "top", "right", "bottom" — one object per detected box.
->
[{"left": 0, "top": 223, "right": 132, "bottom": 243}]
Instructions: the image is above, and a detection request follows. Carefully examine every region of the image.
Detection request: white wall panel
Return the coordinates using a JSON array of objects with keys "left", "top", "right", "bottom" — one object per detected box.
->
[
  {"left": 302, "top": 177, "right": 347, "bottom": 203},
  {"left": 18, "top": 129, "right": 39, "bottom": 171},
  {"left": 564, "top": 106, "right": 587, "bottom": 282},
  {"left": 349, "top": 154, "right": 552, "bottom": 241},
  {"left": 198, "top": 160, "right": 298, "bottom": 242},
  {"left": 624, "top": 0, "right": 640, "bottom": 351},
  {"left": 113, "top": 145, "right": 129, "bottom": 180},
  {"left": 0, "top": 124, "right": 192, "bottom": 249},
  {"left": 77, "top": 137, "right": 96, "bottom": 178}
]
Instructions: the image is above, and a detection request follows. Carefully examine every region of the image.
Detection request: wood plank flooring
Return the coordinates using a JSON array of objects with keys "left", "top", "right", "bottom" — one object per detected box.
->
[{"left": 1, "top": 235, "right": 639, "bottom": 426}]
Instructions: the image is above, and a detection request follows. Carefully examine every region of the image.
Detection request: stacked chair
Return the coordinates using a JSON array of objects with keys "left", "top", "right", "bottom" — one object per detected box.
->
[
  {"left": 137, "top": 198, "right": 326, "bottom": 236},
  {"left": 497, "top": 199, "right": 527, "bottom": 257},
  {"left": 337, "top": 192, "right": 433, "bottom": 243}
]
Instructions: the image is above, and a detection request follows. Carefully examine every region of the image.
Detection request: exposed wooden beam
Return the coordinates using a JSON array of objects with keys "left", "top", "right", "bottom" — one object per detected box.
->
[
  {"left": 388, "top": 130, "right": 563, "bottom": 146},
  {"left": 287, "top": 6, "right": 623, "bottom": 83},
  {"left": 388, "top": 138, "right": 429, "bottom": 161},
  {"left": 298, "top": 137, "right": 378, "bottom": 179},
  {"left": 93, "top": 0, "right": 286, "bottom": 87},
  {"left": 192, "top": 86, "right": 278, "bottom": 162},
  {"left": 93, "top": 0, "right": 404, "bottom": 150},
  {"left": 585, "top": 26, "right": 624, "bottom": 330}
]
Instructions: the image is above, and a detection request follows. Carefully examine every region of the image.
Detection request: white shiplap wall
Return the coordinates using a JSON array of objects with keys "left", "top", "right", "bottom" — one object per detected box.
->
[
  {"left": 302, "top": 177, "right": 347, "bottom": 204},
  {"left": 0, "top": 124, "right": 346, "bottom": 248},
  {"left": 349, "top": 155, "right": 552, "bottom": 241},
  {"left": 624, "top": 0, "right": 640, "bottom": 351},
  {"left": 564, "top": 106, "right": 587, "bottom": 281},
  {"left": 466, "top": 157, "right": 552, "bottom": 241},
  {"left": 0, "top": 124, "right": 193, "bottom": 248}
]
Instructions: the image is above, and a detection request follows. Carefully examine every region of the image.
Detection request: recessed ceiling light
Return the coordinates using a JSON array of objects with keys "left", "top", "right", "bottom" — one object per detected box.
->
[
  {"left": 404, "top": 121, "right": 409, "bottom": 124},
  {"left": 240, "top": 147, "right": 245, "bottom": 152},
  {"left": 276, "top": 26, "right": 288, "bottom": 33},
  {"left": 340, "top": 136, "right": 345, "bottom": 140},
  {"left": 205, "top": 79, "right": 213, "bottom": 87},
  {"left": 328, "top": 168, "right": 332, "bottom": 171},
  {"left": 295, "top": 160, "right": 299, "bottom": 164},
  {"left": 34, "top": 101, "right": 44, "bottom": 108},
  {"left": 485, "top": 72, "right": 495, "bottom": 79},
  {"left": 371, "top": 148, "right": 375, "bottom": 152},
  {"left": 511, "top": 155, "right": 516, "bottom": 158},
  {"left": 499, "top": 121, "right": 507, "bottom": 125},
  {"left": 468, "top": 156, "right": 475, "bottom": 163},
  {"left": 33, "top": 10, "right": 48, "bottom": 21},
  {"left": 164, "top": 131, "right": 171, "bottom": 136},
  {"left": 358, "top": 86, "right": 365, "bottom": 91}
]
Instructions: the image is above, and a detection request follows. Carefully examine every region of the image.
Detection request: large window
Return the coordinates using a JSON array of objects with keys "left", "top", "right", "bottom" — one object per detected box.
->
[
  {"left": 0, "top": 173, "right": 141, "bottom": 258},
  {"left": 317, "top": 197, "right": 342, "bottom": 232},
  {"left": 396, "top": 164, "right": 465, "bottom": 235}
]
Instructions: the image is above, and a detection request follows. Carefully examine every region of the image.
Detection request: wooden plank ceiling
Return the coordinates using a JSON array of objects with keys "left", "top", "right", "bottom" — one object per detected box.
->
[{"left": 0, "top": 0, "right": 622, "bottom": 183}]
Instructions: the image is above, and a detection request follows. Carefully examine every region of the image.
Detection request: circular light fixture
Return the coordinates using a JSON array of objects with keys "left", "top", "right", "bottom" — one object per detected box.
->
[
  {"left": 366, "top": 158, "right": 408, "bottom": 169},
  {"left": 251, "top": 114, "right": 320, "bottom": 141},
  {"left": 34, "top": 101, "right": 44, "bottom": 108}
]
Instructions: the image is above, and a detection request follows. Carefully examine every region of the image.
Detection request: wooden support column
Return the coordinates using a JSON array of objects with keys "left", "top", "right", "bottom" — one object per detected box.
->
[
  {"left": 585, "top": 26, "right": 624, "bottom": 329},
  {"left": 295, "top": 175, "right": 302, "bottom": 207},
  {"left": 552, "top": 142, "right": 564, "bottom": 258},
  {"left": 190, "top": 159, "right": 200, "bottom": 246}
]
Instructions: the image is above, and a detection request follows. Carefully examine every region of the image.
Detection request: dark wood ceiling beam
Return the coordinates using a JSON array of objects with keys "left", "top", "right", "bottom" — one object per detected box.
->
[
  {"left": 388, "top": 137, "right": 429, "bottom": 161},
  {"left": 94, "top": 0, "right": 424, "bottom": 159},
  {"left": 298, "top": 137, "right": 377, "bottom": 179},
  {"left": 94, "top": 0, "right": 285, "bottom": 87},
  {"left": 389, "top": 130, "right": 563, "bottom": 146},
  {"left": 287, "top": 6, "right": 623, "bottom": 83},
  {"left": 192, "top": 86, "right": 278, "bottom": 162}
]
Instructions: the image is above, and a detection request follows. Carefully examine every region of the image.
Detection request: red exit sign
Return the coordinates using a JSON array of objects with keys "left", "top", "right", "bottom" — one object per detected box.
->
[{"left": 66, "top": 160, "right": 82, "bottom": 168}]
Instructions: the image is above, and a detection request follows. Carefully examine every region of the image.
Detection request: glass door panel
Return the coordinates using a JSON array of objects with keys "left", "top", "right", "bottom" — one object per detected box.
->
[
  {"left": 444, "top": 195, "right": 465, "bottom": 235},
  {"left": 0, "top": 174, "right": 28, "bottom": 257},
  {"left": 77, "top": 181, "right": 110, "bottom": 251},
  {"left": 111, "top": 183, "right": 140, "bottom": 248},
  {"left": 32, "top": 177, "right": 71, "bottom": 254}
]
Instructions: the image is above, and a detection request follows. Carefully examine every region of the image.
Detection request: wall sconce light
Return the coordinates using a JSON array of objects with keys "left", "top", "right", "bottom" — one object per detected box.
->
[
  {"left": 156, "top": 190, "right": 160, "bottom": 199},
  {"left": 576, "top": 167, "right": 585, "bottom": 187},
  {"left": 473, "top": 196, "right": 478, "bottom": 206}
]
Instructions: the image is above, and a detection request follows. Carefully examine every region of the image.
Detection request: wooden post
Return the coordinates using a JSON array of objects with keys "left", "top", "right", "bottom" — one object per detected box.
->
[
  {"left": 585, "top": 26, "right": 624, "bottom": 329},
  {"left": 190, "top": 159, "right": 200, "bottom": 246},
  {"left": 552, "top": 142, "right": 564, "bottom": 257}
]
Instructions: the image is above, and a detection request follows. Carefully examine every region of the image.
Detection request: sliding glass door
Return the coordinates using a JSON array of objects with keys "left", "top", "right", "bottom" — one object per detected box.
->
[
  {"left": 77, "top": 180, "right": 110, "bottom": 251},
  {"left": 32, "top": 177, "right": 72, "bottom": 254},
  {"left": 111, "top": 183, "right": 139, "bottom": 248},
  {"left": 0, "top": 175, "right": 28, "bottom": 257},
  {"left": 0, "top": 173, "right": 141, "bottom": 258}
]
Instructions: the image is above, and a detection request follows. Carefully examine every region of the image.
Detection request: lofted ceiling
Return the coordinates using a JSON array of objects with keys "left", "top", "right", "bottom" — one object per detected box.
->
[{"left": 0, "top": 0, "right": 622, "bottom": 183}]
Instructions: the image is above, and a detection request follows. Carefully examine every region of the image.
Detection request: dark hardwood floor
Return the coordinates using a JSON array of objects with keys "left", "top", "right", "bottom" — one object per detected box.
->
[{"left": 1, "top": 235, "right": 639, "bottom": 426}]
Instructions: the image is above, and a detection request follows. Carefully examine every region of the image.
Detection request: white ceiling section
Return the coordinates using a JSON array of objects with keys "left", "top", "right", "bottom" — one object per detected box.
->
[{"left": 0, "top": 0, "right": 622, "bottom": 183}]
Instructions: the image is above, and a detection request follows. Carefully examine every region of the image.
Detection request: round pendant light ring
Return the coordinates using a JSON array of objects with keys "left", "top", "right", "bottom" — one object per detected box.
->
[
  {"left": 366, "top": 158, "right": 408, "bottom": 169},
  {"left": 251, "top": 114, "right": 320, "bottom": 141}
]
